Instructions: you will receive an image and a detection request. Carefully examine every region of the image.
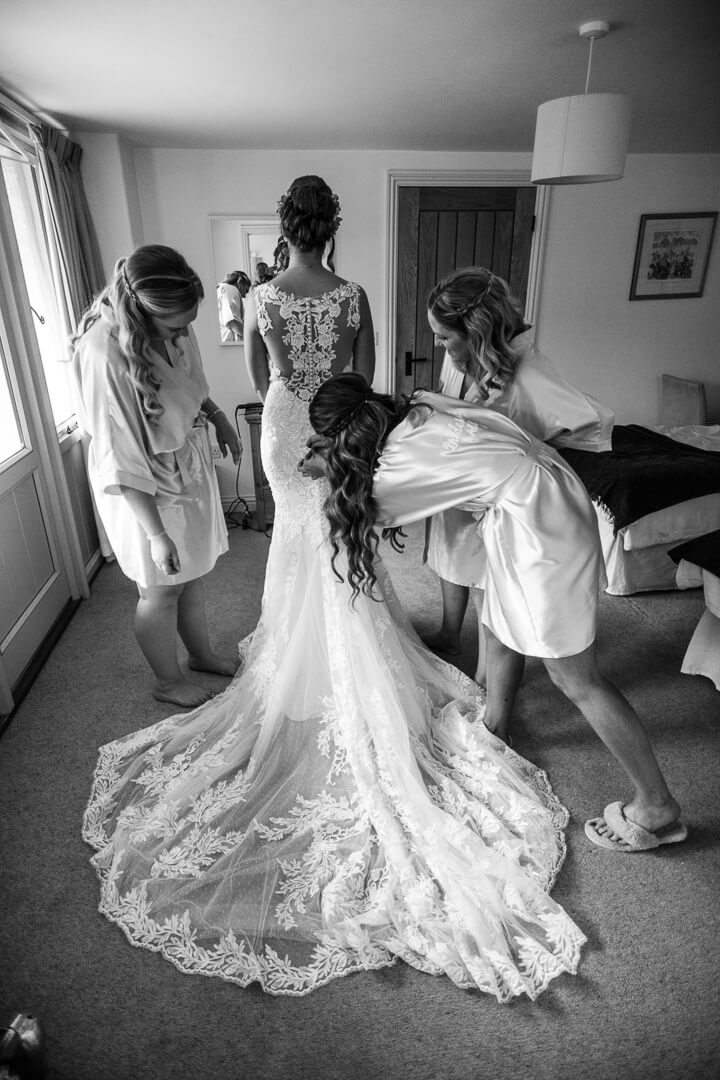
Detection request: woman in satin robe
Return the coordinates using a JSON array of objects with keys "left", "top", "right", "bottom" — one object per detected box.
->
[
  {"left": 72, "top": 244, "right": 241, "bottom": 708},
  {"left": 304, "top": 373, "right": 685, "bottom": 853},
  {"left": 424, "top": 267, "right": 614, "bottom": 735}
]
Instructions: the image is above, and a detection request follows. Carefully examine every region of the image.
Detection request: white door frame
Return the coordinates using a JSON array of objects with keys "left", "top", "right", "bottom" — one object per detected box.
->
[
  {"left": 0, "top": 174, "right": 89, "bottom": 604},
  {"left": 382, "top": 169, "right": 550, "bottom": 393}
]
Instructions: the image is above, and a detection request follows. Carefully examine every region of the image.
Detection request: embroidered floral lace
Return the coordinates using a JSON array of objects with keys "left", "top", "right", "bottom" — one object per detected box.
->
[{"left": 83, "top": 282, "right": 585, "bottom": 1000}]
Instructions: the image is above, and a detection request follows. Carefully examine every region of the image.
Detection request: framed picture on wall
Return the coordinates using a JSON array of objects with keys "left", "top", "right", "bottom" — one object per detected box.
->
[{"left": 629, "top": 212, "right": 717, "bottom": 300}]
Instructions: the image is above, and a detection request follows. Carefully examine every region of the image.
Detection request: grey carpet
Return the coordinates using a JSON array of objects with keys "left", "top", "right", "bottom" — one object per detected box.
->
[{"left": 0, "top": 523, "right": 719, "bottom": 1080}]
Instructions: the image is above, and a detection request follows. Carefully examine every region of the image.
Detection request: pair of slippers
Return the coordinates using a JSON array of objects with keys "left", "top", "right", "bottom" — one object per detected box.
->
[{"left": 584, "top": 801, "right": 687, "bottom": 853}]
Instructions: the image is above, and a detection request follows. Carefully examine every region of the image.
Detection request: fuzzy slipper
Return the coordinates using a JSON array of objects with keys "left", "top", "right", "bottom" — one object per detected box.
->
[{"left": 584, "top": 801, "right": 688, "bottom": 853}]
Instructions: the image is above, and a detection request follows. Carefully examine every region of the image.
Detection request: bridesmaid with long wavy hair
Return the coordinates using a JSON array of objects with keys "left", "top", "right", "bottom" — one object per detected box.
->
[{"left": 72, "top": 244, "right": 241, "bottom": 707}]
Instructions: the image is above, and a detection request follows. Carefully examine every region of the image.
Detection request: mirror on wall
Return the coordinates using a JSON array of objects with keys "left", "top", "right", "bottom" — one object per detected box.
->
[{"left": 209, "top": 215, "right": 285, "bottom": 346}]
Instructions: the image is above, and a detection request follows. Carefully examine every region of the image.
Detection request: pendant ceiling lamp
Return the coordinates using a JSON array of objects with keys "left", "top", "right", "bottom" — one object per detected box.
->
[{"left": 531, "top": 20, "right": 632, "bottom": 185}]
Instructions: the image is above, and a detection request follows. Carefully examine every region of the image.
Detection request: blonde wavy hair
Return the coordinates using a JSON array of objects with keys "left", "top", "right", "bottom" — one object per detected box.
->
[
  {"left": 70, "top": 244, "right": 204, "bottom": 422},
  {"left": 427, "top": 267, "right": 526, "bottom": 399}
]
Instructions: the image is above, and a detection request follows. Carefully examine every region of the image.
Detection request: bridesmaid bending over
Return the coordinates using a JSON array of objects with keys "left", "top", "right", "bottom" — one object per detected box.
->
[{"left": 303, "top": 373, "right": 686, "bottom": 855}]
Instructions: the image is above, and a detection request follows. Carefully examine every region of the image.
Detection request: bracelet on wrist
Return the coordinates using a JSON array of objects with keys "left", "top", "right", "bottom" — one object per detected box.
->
[
  {"left": 146, "top": 528, "right": 167, "bottom": 540},
  {"left": 205, "top": 407, "right": 222, "bottom": 420}
]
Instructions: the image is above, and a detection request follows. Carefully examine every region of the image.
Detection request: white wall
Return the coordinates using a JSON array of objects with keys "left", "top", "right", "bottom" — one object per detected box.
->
[
  {"left": 78, "top": 143, "right": 720, "bottom": 500},
  {"left": 536, "top": 154, "right": 720, "bottom": 425},
  {"left": 79, "top": 133, "right": 144, "bottom": 275}
]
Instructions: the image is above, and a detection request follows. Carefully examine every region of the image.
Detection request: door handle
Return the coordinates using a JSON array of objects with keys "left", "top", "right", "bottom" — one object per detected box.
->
[{"left": 404, "top": 350, "right": 427, "bottom": 376}]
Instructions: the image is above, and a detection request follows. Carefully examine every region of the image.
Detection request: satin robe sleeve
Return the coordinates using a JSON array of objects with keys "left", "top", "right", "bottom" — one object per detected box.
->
[
  {"left": 373, "top": 397, "right": 529, "bottom": 527},
  {"left": 73, "top": 327, "right": 157, "bottom": 497},
  {"left": 489, "top": 344, "right": 614, "bottom": 452}
]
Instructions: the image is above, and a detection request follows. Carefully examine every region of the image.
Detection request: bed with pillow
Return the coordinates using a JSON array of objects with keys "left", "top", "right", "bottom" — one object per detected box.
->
[
  {"left": 559, "top": 423, "right": 720, "bottom": 596},
  {"left": 667, "top": 528, "right": 720, "bottom": 690}
]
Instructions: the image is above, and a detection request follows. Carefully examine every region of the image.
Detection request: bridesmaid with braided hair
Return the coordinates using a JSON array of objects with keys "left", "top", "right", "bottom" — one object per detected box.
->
[
  {"left": 423, "top": 266, "right": 614, "bottom": 740},
  {"left": 71, "top": 244, "right": 241, "bottom": 707}
]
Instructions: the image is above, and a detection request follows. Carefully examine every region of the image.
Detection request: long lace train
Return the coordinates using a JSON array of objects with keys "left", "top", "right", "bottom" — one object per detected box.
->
[{"left": 83, "top": 348, "right": 585, "bottom": 1001}]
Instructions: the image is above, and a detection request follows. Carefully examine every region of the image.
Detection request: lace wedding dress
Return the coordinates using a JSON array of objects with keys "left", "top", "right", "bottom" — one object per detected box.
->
[{"left": 83, "top": 281, "right": 585, "bottom": 1001}]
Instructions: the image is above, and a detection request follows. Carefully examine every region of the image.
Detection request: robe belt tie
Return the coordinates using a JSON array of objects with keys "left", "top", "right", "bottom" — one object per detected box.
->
[{"left": 173, "top": 428, "right": 205, "bottom": 486}]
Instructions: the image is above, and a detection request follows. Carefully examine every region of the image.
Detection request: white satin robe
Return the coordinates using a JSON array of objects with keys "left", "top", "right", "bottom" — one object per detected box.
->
[
  {"left": 375, "top": 393, "right": 603, "bottom": 658},
  {"left": 72, "top": 305, "right": 227, "bottom": 587},
  {"left": 426, "top": 331, "right": 613, "bottom": 587}
]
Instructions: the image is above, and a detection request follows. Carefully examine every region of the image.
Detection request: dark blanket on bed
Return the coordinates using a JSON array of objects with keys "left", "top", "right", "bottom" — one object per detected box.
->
[
  {"left": 668, "top": 529, "right": 720, "bottom": 577},
  {"left": 558, "top": 424, "right": 720, "bottom": 533}
]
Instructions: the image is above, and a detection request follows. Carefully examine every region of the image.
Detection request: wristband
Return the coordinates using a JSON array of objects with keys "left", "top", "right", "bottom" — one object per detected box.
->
[
  {"left": 205, "top": 408, "right": 222, "bottom": 420},
  {"left": 146, "top": 528, "right": 167, "bottom": 540}
]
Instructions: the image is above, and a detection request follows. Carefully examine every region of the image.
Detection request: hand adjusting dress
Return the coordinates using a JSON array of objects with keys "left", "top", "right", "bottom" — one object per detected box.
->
[{"left": 83, "top": 283, "right": 585, "bottom": 1000}]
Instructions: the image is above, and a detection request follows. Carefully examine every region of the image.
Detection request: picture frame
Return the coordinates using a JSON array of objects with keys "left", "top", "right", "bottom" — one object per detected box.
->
[{"left": 629, "top": 212, "right": 717, "bottom": 300}]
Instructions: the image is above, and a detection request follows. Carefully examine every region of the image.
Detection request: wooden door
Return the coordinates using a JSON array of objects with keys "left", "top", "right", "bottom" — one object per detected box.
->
[{"left": 395, "top": 186, "right": 536, "bottom": 395}]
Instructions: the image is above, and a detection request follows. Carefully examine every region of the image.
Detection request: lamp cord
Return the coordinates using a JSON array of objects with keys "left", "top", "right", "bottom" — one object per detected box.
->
[{"left": 584, "top": 35, "right": 595, "bottom": 94}]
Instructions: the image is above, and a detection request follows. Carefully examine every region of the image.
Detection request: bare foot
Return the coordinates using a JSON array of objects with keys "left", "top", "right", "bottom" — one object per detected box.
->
[
  {"left": 153, "top": 679, "right": 217, "bottom": 708},
  {"left": 421, "top": 633, "right": 462, "bottom": 657},
  {"left": 188, "top": 653, "right": 240, "bottom": 677}
]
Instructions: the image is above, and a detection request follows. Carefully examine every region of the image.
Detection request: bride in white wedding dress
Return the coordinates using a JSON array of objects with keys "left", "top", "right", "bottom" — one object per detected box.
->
[{"left": 83, "top": 176, "right": 585, "bottom": 1001}]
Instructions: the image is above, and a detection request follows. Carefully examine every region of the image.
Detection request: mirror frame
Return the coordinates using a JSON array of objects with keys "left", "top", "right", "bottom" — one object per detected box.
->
[{"left": 209, "top": 214, "right": 280, "bottom": 346}]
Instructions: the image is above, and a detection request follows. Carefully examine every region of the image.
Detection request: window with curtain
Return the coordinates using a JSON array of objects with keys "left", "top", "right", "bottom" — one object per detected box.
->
[{"left": 1, "top": 155, "right": 75, "bottom": 430}]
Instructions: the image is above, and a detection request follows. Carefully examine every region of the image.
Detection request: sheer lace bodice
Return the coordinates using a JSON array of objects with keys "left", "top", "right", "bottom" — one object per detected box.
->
[
  {"left": 83, "top": 286, "right": 585, "bottom": 1000},
  {"left": 255, "top": 281, "right": 360, "bottom": 400}
]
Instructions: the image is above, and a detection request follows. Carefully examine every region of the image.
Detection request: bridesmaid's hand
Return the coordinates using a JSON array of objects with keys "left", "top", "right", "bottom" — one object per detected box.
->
[
  {"left": 212, "top": 412, "right": 242, "bottom": 465},
  {"left": 150, "top": 532, "right": 181, "bottom": 575},
  {"left": 298, "top": 438, "right": 329, "bottom": 479}
]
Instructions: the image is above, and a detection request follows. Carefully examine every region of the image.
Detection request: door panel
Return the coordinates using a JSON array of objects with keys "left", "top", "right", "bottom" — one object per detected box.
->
[
  {"left": 395, "top": 186, "right": 536, "bottom": 395},
  {"left": 0, "top": 268, "right": 72, "bottom": 710},
  {"left": 0, "top": 473, "right": 54, "bottom": 626}
]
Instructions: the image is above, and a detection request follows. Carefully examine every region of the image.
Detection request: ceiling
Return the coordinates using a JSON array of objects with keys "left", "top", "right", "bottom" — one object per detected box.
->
[{"left": 1, "top": 0, "right": 719, "bottom": 153}]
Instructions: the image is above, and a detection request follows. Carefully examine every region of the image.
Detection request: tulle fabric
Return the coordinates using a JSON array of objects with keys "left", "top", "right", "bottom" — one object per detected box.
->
[{"left": 83, "top": 368, "right": 585, "bottom": 1002}]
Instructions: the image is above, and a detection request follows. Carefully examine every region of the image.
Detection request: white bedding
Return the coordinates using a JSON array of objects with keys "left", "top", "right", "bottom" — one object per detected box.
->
[
  {"left": 676, "top": 560, "right": 720, "bottom": 690},
  {"left": 595, "top": 423, "right": 720, "bottom": 595}
]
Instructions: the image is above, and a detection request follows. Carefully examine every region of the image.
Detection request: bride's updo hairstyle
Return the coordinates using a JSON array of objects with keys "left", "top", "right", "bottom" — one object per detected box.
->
[
  {"left": 277, "top": 175, "right": 342, "bottom": 254},
  {"left": 427, "top": 267, "right": 525, "bottom": 399},
  {"left": 71, "top": 244, "right": 204, "bottom": 424},
  {"left": 309, "top": 373, "right": 409, "bottom": 600}
]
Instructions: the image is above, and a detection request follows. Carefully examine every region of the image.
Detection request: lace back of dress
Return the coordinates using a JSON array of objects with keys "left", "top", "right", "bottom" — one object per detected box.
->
[{"left": 255, "top": 282, "right": 360, "bottom": 402}]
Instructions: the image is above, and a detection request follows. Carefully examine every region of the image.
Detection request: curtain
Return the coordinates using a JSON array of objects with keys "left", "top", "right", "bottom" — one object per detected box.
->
[
  {"left": 31, "top": 123, "right": 112, "bottom": 556},
  {"left": 30, "top": 123, "right": 104, "bottom": 346}
]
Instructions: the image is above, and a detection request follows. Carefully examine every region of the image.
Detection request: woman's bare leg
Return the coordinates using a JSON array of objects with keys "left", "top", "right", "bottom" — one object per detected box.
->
[
  {"left": 543, "top": 645, "right": 681, "bottom": 832},
  {"left": 483, "top": 627, "right": 525, "bottom": 742},
  {"left": 470, "top": 588, "right": 488, "bottom": 684},
  {"left": 135, "top": 583, "right": 216, "bottom": 707},
  {"left": 422, "top": 579, "right": 468, "bottom": 656},
  {"left": 177, "top": 575, "right": 239, "bottom": 677}
]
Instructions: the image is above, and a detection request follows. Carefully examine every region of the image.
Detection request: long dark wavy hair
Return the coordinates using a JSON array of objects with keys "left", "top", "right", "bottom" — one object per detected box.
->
[
  {"left": 70, "top": 244, "right": 204, "bottom": 423},
  {"left": 277, "top": 175, "right": 341, "bottom": 269},
  {"left": 309, "top": 373, "right": 413, "bottom": 600},
  {"left": 427, "top": 266, "right": 526, "bottom": 399}
]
